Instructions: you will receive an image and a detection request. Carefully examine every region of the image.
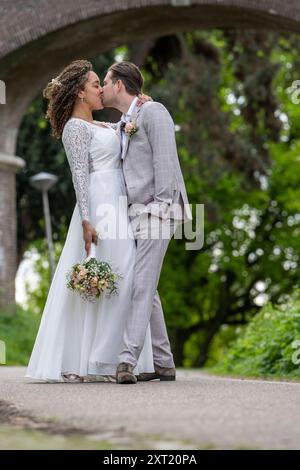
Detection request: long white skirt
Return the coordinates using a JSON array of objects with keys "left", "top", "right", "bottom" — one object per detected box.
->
[{"left": 25, "top": 168, "right": 154, "bottom": 381}]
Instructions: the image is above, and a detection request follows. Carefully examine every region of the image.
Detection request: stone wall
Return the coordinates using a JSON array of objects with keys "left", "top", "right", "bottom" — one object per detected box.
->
[
  {"left": 0, "top": 155, "right": 25, "bottom": 312},
  {"left": 0, "top": 166, "right": 17, "bottom": 311}
]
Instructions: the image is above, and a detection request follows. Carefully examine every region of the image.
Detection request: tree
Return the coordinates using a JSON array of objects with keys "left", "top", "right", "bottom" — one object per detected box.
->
[
  {"left": 17, "top": 32, "right": 300, "bottom": 368},
  {"left": 136, "top": 30, "right": 300, "bottom": 366}
]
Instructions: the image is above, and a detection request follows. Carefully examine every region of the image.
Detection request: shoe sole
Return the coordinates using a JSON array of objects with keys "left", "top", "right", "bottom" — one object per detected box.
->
[
  {"left": 117, "top": 379, "right": 137, "bottom": 384},
  {"left": 116, "top": 374, "right": 137, "bottom": 384},
  {"left": 160, "top": 376, "right": 176, "bottom": 381},
  {"left": 137, "top": 375, "right": 176, "bottom": 382}
]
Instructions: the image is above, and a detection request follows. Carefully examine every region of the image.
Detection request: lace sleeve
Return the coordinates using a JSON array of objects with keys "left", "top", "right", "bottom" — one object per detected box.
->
[{"left": 62, "top": 119, "right": 92, "bottom": 222}]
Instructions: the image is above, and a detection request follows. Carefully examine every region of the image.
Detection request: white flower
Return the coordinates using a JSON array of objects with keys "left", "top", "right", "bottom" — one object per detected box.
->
[
  {"left": 125, "top": 121, "right": 138, "bottom": 137},
  {"left": 51, "top": 78, "right": 62, "bottom": 87}
]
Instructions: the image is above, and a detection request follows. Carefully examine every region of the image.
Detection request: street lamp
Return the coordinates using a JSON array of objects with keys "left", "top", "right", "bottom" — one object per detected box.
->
[{"left": 30, "top": 172, "right": 58, "bottom": 280}]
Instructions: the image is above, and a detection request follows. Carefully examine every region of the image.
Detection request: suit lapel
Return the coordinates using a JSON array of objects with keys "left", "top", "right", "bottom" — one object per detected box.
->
[
  {"left": 116, "top": 120, "right": 122, "bottom": 141},
  {"left": 121, "top": 104, "right": 141, "bottom": 161}
]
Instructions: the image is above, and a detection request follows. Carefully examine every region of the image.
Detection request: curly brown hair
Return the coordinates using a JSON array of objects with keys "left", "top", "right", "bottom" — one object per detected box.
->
[{"left": 43, "top": 59, "right": 93, "bottom": 139}]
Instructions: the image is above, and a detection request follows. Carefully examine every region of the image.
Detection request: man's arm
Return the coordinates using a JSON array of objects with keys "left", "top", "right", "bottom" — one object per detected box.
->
[{"left": 143, "top": 102, "right": 177, "bottom": 218}]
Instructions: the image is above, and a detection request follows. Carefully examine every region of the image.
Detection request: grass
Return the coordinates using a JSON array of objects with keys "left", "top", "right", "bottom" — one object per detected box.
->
[
  {"left": 0, "top": 306, "right": 40, "bottom": 365},
  {"left": 0, "top": 425, "right": 115, "bottom": 450},
  {"left": 203, "top": 366, "right": 300, "bottom": 383}
]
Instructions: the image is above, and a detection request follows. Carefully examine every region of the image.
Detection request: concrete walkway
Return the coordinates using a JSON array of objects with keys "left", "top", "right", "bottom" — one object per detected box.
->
[{"left": 0, "top": 367, "right": 300, "bottom": 449}]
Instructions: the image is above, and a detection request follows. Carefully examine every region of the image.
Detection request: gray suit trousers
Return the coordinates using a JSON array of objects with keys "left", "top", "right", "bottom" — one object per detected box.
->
[{"left": 119, "top": 214, "right": 177, "bottom": 369}]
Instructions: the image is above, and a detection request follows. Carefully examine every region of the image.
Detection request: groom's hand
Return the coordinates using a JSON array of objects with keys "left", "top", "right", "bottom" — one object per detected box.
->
[{"left": 82, "top": 220, "right": 98, "bottom": 256}]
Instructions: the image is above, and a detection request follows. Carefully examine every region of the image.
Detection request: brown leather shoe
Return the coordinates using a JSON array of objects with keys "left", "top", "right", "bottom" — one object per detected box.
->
[
  {"left": 116, "top": 362, "right": 137, "bottom": 384},
  {"left": 137, "top": 364, "right": 176, "bottom": 382}
]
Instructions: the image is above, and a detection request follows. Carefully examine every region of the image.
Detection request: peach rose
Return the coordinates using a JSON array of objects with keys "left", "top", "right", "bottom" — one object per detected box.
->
[
  {"left": 78, "top": 268, "right": 88, "bottom": 279},
  {"left": 125, "top": 122, "right": 135, "bottom": 134}
]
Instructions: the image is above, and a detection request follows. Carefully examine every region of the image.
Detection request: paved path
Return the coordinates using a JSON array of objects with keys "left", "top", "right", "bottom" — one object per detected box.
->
[{"left": 0, "top": 367, "right": 300, "bottom": 449}]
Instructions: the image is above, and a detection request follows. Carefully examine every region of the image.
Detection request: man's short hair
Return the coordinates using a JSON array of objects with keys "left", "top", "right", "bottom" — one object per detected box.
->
[{"left": 108, "top": 61, "right": 144, "bottom": 96}]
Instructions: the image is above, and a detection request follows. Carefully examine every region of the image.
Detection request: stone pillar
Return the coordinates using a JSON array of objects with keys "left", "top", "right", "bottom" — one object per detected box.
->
[{"left": 0, "top": 153, "right": 25, "bottom": 313}]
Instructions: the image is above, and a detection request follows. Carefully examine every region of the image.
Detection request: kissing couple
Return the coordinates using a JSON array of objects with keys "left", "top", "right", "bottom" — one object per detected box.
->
[{"left": 26, "top": 60, "right": 192, "bottom": 384}]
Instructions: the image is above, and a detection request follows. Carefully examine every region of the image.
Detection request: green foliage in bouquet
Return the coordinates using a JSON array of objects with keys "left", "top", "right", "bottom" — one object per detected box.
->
[{"left": 66, "top": 257, "right": 121, "bottom": 302}]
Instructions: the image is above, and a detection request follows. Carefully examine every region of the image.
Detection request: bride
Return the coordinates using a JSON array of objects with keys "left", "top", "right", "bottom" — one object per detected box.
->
[{"left": 25, "top": 59, "right": 155, "bottom": 383}]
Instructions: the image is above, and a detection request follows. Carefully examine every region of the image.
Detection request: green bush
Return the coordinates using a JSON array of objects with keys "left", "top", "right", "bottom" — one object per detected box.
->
[
  {"left": 0, "top": 307, "right": 40, "bottom": 365},
  {"left": 212, "top": 292, "right": 300, "bottom": 379}
]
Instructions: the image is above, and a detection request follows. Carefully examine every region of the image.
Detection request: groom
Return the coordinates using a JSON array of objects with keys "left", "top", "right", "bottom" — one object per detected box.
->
[{"left": 102, "top": 62, "right": 192, "bottom": 384}]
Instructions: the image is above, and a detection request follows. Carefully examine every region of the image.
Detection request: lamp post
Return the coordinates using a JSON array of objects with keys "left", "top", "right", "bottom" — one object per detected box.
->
[{"left": 30, "top": 172, "right": 58, "bottom": 281}]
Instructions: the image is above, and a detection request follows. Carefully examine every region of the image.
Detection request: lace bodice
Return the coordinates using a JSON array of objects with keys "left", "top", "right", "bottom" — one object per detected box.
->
[{"left": 62, "top": 118, "right": 121, "bottom": 222}]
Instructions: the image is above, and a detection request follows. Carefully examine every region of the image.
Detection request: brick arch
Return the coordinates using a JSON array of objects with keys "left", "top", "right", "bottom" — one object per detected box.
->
[
  {"left": 1, "top": 0, "right": 300, "bottom": 61},
  {"left": 0, "top": 0, "right": 299, "bottom": 309},
  {"left": 1, "top": 0, "right": 300, "bottom": 153}
]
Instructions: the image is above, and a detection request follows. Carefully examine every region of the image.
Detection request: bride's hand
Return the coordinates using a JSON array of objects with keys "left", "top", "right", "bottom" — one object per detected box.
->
[
  {"left": 137, "top": 93, "right": 153, "bottom": 107},
  {"left": 82, "top": 220, "right": 98, "bottom": 256}
]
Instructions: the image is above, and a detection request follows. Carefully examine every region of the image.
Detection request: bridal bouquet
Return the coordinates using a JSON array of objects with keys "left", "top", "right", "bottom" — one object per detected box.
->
[{"left": 66, "top": 246, "right": 121, "bottom": 302}]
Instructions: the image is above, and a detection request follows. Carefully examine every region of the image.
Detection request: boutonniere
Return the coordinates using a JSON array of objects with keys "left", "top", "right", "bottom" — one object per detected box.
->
[{"left": 125, "top": 121, "right": 138, "bottom": 138}]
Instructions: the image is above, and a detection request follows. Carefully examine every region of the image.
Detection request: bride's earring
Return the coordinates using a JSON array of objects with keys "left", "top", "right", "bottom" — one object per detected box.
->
[{"left": 81, "top": 97, "right": 85, "bottom": 104}]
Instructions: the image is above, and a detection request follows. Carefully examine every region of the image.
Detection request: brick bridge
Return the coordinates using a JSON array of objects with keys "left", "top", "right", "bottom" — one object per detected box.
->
[{"left": 0, "top": 0, "right": 300, "bottom": 310}]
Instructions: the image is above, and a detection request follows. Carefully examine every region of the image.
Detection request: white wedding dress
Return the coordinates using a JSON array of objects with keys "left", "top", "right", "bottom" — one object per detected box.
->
[{"left": 25, "top": 117, "right": 154, "bottom": 382}]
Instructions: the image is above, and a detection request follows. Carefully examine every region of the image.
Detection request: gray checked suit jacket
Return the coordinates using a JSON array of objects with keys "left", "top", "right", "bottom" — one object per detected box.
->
[{"left": 117, "top": 100, "right": 192, "bottom": 223}]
